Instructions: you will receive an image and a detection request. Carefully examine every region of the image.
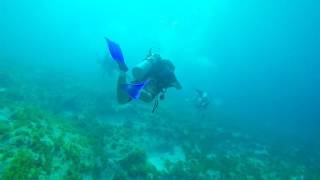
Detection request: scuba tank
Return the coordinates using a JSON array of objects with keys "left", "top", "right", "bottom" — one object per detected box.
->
[
  {"left": 132, "top": 60, "right": 153, "bottom": 81},
  {"left": 132, "top": 52, "right": 161, "bottom": 81}
]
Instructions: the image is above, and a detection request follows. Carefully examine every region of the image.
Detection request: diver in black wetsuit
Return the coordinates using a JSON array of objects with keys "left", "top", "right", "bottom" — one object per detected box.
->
[
  {"left": 106, "top": 38, "right": 182, "bottom": 112},
  {"left": 117, "top": 51, "right": 182, "bottom": 104}
]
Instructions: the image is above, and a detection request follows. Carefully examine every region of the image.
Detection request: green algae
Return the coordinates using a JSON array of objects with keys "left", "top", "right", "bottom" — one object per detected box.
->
[
  {"left": 113, "top": 170, "right": 129, "bottom": 180},
  {"left": 11, "top": 106, "right": 44, "bottom": 129},
  {"left": 0, "top": 121, "right": 11, "bottom": 137},
  {"left": 2, "top": 149, "right": 41, "bottom": 180},
  {"left": 0, "top": 104, "right": 108, "bottom": 179}
]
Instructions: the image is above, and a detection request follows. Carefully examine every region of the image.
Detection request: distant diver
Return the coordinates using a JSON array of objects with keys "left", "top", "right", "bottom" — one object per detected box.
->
[
  {"left": 193, "top": 89, "right": 210, "bottom": 120},
  {"left": 194, "top": 89, "right": 210, "bottom": 111},
  {"left": 105, "top": 38, "right": 182, "bottom": 112}
]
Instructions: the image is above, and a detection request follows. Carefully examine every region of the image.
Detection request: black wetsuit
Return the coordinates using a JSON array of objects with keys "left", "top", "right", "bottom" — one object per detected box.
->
[{"left": 144, "top": 59, "right": 176, "bottom": 98}]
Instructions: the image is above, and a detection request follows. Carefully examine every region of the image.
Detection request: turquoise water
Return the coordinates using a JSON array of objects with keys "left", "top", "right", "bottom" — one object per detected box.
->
[{"left": 0, "top": 0, "right": 319, "bottom": 179}]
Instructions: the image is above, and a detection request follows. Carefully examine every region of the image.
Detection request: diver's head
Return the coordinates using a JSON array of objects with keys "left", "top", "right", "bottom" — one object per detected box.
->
[
  {"left": 161, "top": 60, "right": 182, "bottom": 90},
  {"left": 160, "top": 60, "right": 175, "bottom": 75}
]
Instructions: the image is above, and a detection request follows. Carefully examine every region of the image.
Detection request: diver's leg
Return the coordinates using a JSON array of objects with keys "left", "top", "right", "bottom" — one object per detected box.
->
[{"left": 117, "top": 72, "right": 131, "bottom": 104}]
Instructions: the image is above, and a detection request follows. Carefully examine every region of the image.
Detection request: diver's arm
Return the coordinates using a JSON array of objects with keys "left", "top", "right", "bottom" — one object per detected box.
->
[{"left": 139, "top": 90, "right": 154, "bottom": 103}]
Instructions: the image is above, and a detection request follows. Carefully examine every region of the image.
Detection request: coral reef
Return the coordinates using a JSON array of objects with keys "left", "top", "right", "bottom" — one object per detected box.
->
[{"left": 0, "top": 61, "right": 319, "bottom": 179}]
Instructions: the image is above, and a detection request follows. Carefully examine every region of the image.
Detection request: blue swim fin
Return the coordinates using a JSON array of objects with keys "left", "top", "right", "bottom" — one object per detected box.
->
[
  {"left": 122, "top": 80, "right": 148, "bottom": 100},
  {"left": 105, "top": 38, "right": 129, "bottom": 72}
]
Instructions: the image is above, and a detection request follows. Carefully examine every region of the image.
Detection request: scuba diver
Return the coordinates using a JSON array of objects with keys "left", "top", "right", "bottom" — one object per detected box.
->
[
  {"left": 194, "top": 89, "right": 210, "bottom": 111},
  {"left": 105, "top": 38, "right": 182, "bottom": 112},
  {"left": 193, "top": 89, "right": 210, "bottom": 120}
]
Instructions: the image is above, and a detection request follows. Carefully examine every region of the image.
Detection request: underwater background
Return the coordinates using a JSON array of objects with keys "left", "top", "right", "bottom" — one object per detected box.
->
[{"left": 0, "top": 0, "right": 319, "bottom": 179}]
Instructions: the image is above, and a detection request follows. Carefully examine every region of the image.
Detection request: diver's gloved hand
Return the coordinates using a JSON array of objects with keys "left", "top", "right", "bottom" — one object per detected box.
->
[{"left": 172, "top": 81, "right": 182, "bottom": 90}]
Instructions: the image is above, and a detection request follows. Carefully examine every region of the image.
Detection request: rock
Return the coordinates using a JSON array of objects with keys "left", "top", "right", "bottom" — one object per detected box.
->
[{"left": 248, "top": 157, "right": 265, "bottom": 168}]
